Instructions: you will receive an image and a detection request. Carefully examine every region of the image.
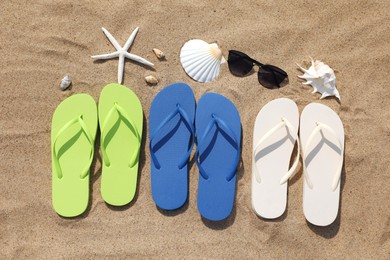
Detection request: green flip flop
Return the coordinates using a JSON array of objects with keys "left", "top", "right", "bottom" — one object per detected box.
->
[
  {"left": 98, "top": 83, "right": 143, "bottom": 206},
  {"left": 51, "top": 94, "right": 98, "bottom": 217}
]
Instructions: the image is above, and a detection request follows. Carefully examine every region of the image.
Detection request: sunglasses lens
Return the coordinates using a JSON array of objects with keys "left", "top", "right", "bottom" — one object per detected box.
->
[
  {"left": 258, "top": 65, "right": 288, "bottom": 89},
  {"left": 228, "top": 51, "right": 253, "bottom": 76}
]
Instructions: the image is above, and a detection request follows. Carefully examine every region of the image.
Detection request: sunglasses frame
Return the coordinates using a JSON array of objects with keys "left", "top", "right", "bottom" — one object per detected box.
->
[{"left": 227, "top": 50, "right": 288, "bottom": 88}]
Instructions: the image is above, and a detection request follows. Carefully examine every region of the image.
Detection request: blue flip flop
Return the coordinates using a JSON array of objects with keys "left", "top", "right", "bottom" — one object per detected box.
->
[
  {"left": 149, "top": 83, "right": 196, "bottom": 210},
  {"left": 196, "top": 93, "right": 241, "bottom": 221}
]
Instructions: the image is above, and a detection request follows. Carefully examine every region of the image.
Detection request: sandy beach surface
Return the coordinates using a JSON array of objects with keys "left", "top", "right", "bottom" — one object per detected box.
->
[{"left": 1, "top": 0, "right": 389, "bottom": 258}]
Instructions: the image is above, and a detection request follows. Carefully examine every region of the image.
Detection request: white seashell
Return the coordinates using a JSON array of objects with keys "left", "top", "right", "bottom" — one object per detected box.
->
[
  {"left": 180, "top": 39, "right": 226, "bottom": 83},
  {"left": 297, "top": 57, "right": 340, "bottom": 100},
  {"left": 60, "top": 75, "right": 72, "bottom": 90},
  {"left": 152, "top": 48, "right": 165, "bottom": 59},
  {"left": 145, "top": 75, "right": 158, "bottom": 85}
]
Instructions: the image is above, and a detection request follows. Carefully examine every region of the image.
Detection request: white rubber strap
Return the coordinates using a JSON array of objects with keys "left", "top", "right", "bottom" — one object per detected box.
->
[
  {"left": 253, "top": 117, "right": 300, "bottom": 184},
  {"left": 303, "top": 122, "right": 344, "bottom": 191}
]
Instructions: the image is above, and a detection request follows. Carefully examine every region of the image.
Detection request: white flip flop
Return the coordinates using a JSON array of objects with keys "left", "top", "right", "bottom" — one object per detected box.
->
[
  {"left": 252, "top": 98, "right": 300, "bottom": 219},
  {"left": 300, "top": 103, "right": 344, "bottom": 226}
]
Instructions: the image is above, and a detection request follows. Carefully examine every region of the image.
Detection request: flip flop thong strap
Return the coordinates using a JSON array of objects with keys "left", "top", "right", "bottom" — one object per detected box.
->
[
  {"left": 101, "top": 103, "right": 141, "bottom": 168},
  {"left": 303, "top": 121, "right": 344, "bottom": 191},
  {"left": 253, "top": 117, "right": 300, "bottom": 184},
  {"left": 195, "top": 113, "right": 240, "bottom": 182},
  {"left": 150, "top": 104, "right": 195, "bottom": 170},
  {"left": 52, "top": 115, "right": 94, "bottom": 179}
]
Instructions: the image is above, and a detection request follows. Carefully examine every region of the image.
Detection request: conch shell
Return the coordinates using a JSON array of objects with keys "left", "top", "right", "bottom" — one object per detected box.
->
[{"left": 297, "top": 57, "right": 340, "bottom": 100}]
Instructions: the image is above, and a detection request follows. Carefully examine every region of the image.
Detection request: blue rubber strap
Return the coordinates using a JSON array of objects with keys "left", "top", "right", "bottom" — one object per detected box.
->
[
  {"left": 150, "top": 104, "right": 194, "bottom": 170},
  {"left": 52, "top": 115, "right": 94, "bottom": 179},
  {"left": 100, "top": 103, "right": 141, "bottom": 168},
  {"left": 195, "top": 114, "right": 239, "bottom": 181}
]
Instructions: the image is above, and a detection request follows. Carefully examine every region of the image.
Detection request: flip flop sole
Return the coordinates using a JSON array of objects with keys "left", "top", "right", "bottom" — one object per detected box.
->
[
  {"left": 300, "top": 103, "right": 344, "bottom": 226},
  {"left": 99, "top": 83, "right": 143, "bottom": 206},
  {"left": 51, "top": 94, "right": 97, "bottom": 217},
  {"left": 196, "top": 93, "right": 241, "bottom": 221},
  {"left": 252, "top": 98, "right": 299, "bottom": 219},
  {"left": 149, "top": 83, "right": 195, "bottom": 210}
]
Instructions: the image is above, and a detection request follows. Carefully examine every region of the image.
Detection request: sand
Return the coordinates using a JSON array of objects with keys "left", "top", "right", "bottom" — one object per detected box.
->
[{"left": 1, "top": 0, "right": 389, "bottom": 258}]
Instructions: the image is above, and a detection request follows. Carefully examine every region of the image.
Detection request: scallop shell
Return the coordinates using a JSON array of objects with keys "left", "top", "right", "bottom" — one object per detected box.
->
[
  {"left": 145, "top": 75, "right": 158, "bottom": 85},
  {"left": 60, "top": 75, "right": 71, "bottom": 90},
  {"left": 152, "top": 48, "right": 165, "bottom": 59},
  {"left": 297, "top": 57, "right": 340, "bottom": 100},
  {"left": 180, "top": 39, "right": 225, "bottom": 83}
]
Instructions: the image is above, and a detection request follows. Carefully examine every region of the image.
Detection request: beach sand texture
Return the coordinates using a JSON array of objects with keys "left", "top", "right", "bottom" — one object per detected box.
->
[{"left": 1, "top": 0, "right": 389, "bottom": 258}]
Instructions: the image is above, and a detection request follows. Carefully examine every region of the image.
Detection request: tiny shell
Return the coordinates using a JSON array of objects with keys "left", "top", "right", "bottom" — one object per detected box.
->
[
  {"left": 60, "top": 75, "right": 72, "bottom": 90},
  {"left": 145, "top": 75, "right": 158, "bottom": 85},
  {"left": 152, "top": 48, "right": 165, "bottom": 59}
]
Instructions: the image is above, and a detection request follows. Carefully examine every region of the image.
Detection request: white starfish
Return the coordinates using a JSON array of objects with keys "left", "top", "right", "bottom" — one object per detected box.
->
[{"left": 91, "top": 27, "right": 154, "bottom": 84}]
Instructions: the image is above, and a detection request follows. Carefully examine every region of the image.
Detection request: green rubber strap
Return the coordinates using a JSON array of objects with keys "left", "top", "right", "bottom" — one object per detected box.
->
[
  {"left": 52, "top": 115, "right": 94, "bottom": 179},
  {"left": 101, "top": 103, "right": 141, "bottom": 168}
]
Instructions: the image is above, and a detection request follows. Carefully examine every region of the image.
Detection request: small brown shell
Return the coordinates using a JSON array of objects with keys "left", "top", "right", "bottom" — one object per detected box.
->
[
  {"left": 145, "top": 75, "right": 158, "bottom": 85},
  {"left": 152, "top": 48, "right": 165, "bottom": 59}
]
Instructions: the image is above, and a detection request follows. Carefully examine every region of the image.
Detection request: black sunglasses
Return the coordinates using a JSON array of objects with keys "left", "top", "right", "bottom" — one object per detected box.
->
[{"left": 228, "top": 50, "right": 288, "bottom": 89}]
